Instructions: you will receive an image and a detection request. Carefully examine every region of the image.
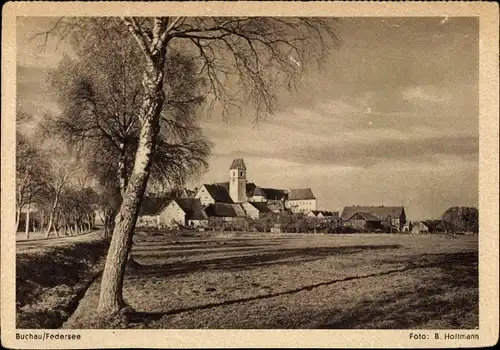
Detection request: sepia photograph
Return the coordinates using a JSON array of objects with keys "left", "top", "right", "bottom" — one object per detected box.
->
[{"left": 2, "top": 1, "right": 498, "bottom": 349}]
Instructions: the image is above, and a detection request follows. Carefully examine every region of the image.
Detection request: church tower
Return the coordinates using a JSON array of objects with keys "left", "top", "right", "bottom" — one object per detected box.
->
[{"left": 229, "top": 158, "right": 247, "bottom": 203}]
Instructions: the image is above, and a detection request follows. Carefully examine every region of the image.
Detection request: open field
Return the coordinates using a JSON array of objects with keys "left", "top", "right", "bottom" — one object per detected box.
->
[{"left": 64, "top": 232, "right": 478, "bottom": 329}]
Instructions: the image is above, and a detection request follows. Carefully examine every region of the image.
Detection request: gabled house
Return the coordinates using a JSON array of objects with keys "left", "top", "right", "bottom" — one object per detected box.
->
[
  {"left": 137, "top": 197, "right": 208, "bottom": 229},
  {"left": 341, "top": 206, "right": 407, "bottom": 232},
  {"left": 195, "top": 184, "right": 234, "bottom": 206},
  {"left": 286, "top": 188, "right": 317, "bottom": 213},
  {"left": 138, "top": 197, "right": 171, "bottom": 227},
  {"left": 242, "top": 201, "right": 274, "bottom": 219},
  {"left": 411, "top": 221, "right": 430, "bottom": 234}
]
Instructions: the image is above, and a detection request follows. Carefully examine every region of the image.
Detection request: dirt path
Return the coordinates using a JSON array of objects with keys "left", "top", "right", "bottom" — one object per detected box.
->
[{"left": 16, "top": 230, "right": 104, "bottom": 254}]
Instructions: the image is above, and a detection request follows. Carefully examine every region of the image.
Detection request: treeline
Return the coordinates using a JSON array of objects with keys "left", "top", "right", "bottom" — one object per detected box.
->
[
  {"left": 16, "top": 132, "right": 98, "bottom": 239},
  {"left": 440, "top": 206, "right": 478, "bottom": 233}
]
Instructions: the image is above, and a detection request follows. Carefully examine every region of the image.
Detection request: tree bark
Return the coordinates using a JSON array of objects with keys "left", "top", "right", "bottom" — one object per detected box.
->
[
  {"left": 45, "top": 193, "right": 60, "bottom": 238},
  {"left": 118, "top": 143, "right": 129, "bottom": 198},
  {"left": 98, "top": 51, "right": 166, "bottom": 313},
  {"left": 16, "top": 207, "right": 22, "bottom": 233},
  {"left": 25, "top": 202, "right": 31, "bottom": 240}
]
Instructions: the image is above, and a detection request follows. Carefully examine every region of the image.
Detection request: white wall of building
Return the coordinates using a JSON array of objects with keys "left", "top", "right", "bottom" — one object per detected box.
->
[
  {"left": 286, "top": 199, "right": 317, "bottom": 213},
  {"left": 195, "top": 185, "right": 215, "bottom": 206},
  {"left": 241, "top": 202, "right": 260, "bottom": 219},
  {"left": 158, "top": 201, "right": 185, "bottom": 228}
]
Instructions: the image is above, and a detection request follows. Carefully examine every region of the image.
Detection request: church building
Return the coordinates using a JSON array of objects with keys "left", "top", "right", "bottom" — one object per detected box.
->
[{"left": 194, "top": 158, "right": 317, "bottom": 215}]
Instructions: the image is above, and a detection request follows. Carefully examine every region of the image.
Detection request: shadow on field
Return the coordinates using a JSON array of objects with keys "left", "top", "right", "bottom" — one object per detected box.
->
[
  {"left": 127, "top": 244, "right": 402, "bottom": 278},
  {"left": 312, "top": 251, "right": 478, "bottom": 329},
  {"left": 16, "top": 239, "right": 109, "bottom": 328},
  {"left": 126, "top": 251, "right": 478, "bottom": 329}
]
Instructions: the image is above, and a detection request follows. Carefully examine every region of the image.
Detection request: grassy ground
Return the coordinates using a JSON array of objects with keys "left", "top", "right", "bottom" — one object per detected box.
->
[
  {"left": 64, "top": 232, "right": 478, "bottom": 329},
  {"left": 16, "top": 232, "right": 109, "bottom": 328}
]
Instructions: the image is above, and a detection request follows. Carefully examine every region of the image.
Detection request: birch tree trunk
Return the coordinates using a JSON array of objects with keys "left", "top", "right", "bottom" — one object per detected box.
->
[
  {"left": 118, "top": 143, "right": 129, "bottom": 198},
  {"left": 16, "top": 207, "right": 22, "bottom": 233},
  {"left": 98, "top": 42, "right": 166, "bottom": 313},
  {"left": 45, "top": 194, "right": 60, "bottom": 238},
  {"left": 25, "top": 202, "right": 31, "bottom": 240}
]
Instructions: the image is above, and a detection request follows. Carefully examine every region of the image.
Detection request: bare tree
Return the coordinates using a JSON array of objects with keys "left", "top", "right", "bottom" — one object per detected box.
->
[
  {"left": 36, "top": 16, "right": 338, "bottom": 315},
  {"left": 16, "top": 132, "right": 48, "bottom": 235},
  {"left": 43, "top": 155, "right": 80, "bottom": 237},
  {"left": 46, "top": 19, "right": 211, "bottom": 198}
]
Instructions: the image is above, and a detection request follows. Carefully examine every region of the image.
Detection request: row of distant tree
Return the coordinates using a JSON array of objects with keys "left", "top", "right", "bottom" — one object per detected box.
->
[{"left": 16, "top": 131, "right": 98, "bottom": 239}]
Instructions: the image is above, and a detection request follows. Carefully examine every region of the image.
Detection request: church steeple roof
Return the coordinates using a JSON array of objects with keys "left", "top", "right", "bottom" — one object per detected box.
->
[{"left": 229, "top": 158, "right": 246, "bottom": 170}]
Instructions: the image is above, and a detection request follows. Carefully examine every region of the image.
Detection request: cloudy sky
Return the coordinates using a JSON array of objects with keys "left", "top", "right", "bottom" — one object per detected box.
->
[{"left": 17, "top": 17, "right": 479, "bottom": 220}]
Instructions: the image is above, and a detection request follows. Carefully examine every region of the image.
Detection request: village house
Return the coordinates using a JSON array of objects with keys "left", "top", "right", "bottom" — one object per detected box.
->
[
  {"left": 411, "top": 221, "right": 430, "bottom": 234},
  {"left": 307, "top": 210, "right": 339, "bottom": 223},
  {"left": 286, "top": 188, "right": 317, "bottom": 213},
  {"left": 195, "top": 183, "right": 234, "bottom": 206},
  {"left": 341, "top": 206, "right": 407, "bottom": 232},
  {"left": 241, "top": 202, "right": 274, "bottom": 220},
  {"left": 137, "top": 197, "right": 208, "bottom": 229}
]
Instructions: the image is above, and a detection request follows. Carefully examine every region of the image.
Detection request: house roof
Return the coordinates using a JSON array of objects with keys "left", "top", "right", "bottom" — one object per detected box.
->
[
  {"left": 414, "top": 221, "right": 430, "bottom": 229},
  {"left": 205, "top": 203, "right": 246, "bottom": 218},
  {"left": 261, "top": 188, "right": 287, "bottom": 200},
  {"left": 288, "top": 188, "right": 316, "bottom": 200},
  {"left": 310, "top": 210, "right": 338, "bottom": 217},
  {"left": 248, "top": 202, "right": 273, "bottom": 213},
  {"left": 320, "top": 211, "right": 338, "bottom": 217},
  {"left": 354, "top": 211, "right": 382, "bottom": 221},
  {"left": 229, "top": 158, "right": 246, "bottom": 170},
  {"left": 203, "top": 184, "right": 234, "bottom": 203},
  {"left": 173, "top": 198, "right": 208, "bottom": 221},
  {"left": 341, "top": 206, "right": 405, "bottom": 221},
  {"left": 139, "top": 197, "right": 172, "bottom": 216},
  {"left": 251, "top": 186, "right": 265, "bottom": 197},
  {"left": 246, "top": 182, "right": 257, "bottom": 196},
  {"left": 215, "top": 181, "right": 229, "bottom": 190}
]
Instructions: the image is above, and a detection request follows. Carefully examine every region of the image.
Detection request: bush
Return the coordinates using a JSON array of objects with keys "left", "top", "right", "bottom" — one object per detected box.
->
[{"left": 327, "top": 225, "right": 360, "bottom": 234}]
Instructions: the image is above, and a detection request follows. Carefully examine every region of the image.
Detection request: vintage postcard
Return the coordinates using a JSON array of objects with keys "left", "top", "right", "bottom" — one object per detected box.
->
[{"left": 1, "top": 1, "right": 498, "bottom": 348}]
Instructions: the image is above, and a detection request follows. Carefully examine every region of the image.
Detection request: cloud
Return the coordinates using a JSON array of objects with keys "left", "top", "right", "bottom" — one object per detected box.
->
[
  {"left": 244, "top": 135, "right": 479, "bottom": 168},
  {"left": 401, "top": 85, "right": 451, "bottom": 104}
]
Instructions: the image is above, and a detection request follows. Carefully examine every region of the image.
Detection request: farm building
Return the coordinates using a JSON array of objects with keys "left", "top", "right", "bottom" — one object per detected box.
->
[
  {"left": 341, "top": 206, "right": 407, "bottom": 232},
  {"left": 343, "top": 211, "right": 382, "bottom": 231},
  {"left": 411, "top": 221, "right": 430, "bottom": 234},
  {"left": 241, "top": 202, "right": 274, "bottom": 220},
  {"left": 137, "top": 197, "right": 208, "bottom": 228},
  {"left": 204, "top": 202, "right": 247, "bottom": 221}
]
